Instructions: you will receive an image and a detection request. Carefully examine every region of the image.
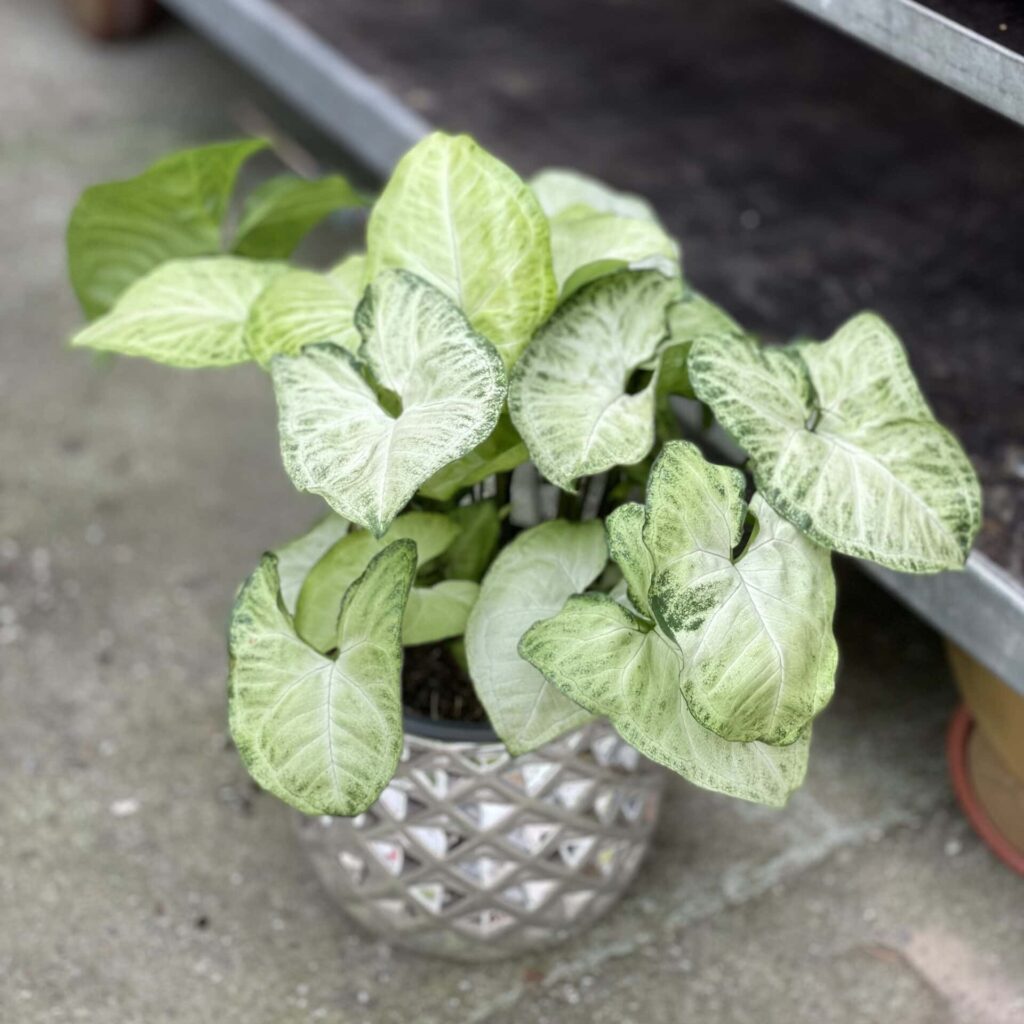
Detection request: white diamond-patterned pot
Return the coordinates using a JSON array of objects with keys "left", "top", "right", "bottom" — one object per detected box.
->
[{"left": 294, "top": 716, "right": 665, "bottom": 961}]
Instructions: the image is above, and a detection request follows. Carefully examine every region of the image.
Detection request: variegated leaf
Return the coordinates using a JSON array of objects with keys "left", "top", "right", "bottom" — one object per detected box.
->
[
  {"left": 689, "top": 314, "right": 981, "bottom": 572},
  {"left": 228, "top": 541, "right": 415, "bottom": 817},
  {"left": 548, "top": 206, "right": 680, "bottom": 299},
  {"left": 366, "top": 132, "right": 556, "bottom": 366},
  {"left": 509, "top": 271, "right": 679, "bottom": 490},
  {"left": 247, "top": 254, "right": 366, "bottom": 366},
  {"left": 641, "top": 441, "right": 837, "bottom": 746},
  {"left": 68, "top": 138, "right": 267, "bottom": 318},
  {"left": 296, "top": 510, "right": 459, "bottom": 652},
  {"left": 531, "top": 168, "right": 659, "bottom": 221},
  {"left": 272, "top": 270, "right": 506, "bottom": 536},
  {"left": 465, "top": 519, "right": 607, "bottom": 754},
  {"left": 274, "top": 513, "right": 349, "bottom": 614},
  {"left": 71, "top": 257, "right": 285, "bottom": 367},
  {"left": 518, "top": 594, "right": 810, "bottom": 807}
]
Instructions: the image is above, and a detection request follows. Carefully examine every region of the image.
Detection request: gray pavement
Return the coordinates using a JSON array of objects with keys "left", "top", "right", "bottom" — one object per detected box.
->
[{"left": 1, "top": 3, "right": 1022, "bottom": 1022}]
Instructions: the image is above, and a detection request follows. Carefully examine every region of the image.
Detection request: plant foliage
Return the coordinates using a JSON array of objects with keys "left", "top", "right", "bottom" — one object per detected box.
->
[{"left": 67, "top": 131, "right": 981, "bottom": 819}]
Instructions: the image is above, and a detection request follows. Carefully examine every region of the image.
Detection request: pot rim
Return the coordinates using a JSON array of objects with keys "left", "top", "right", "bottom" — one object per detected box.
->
[{"left": 402, "top": 708, "right": 500, "bottom": 745}]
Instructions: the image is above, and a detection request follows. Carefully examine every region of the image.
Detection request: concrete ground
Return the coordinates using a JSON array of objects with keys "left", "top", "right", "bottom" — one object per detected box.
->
[{"left": 1, "top": 3, "right": 1022, "bottom": 1022}]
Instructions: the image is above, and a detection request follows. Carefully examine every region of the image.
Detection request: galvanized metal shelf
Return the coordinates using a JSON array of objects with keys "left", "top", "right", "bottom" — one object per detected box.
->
[
  {"left": 161, "top": 0, "right": 1024, "bottom": 693},
  {"left": 780, "top": 0, "right": 1024, "bottom": 126}
]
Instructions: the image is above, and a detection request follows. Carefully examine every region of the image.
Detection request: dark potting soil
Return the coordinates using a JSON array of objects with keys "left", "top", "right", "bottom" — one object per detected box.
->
[
  {"left": 277, "top": 0, "right": 1024, "bottom": 579},
  {"left": 402, "top": 643, "right": 489, "bottom": 724}
]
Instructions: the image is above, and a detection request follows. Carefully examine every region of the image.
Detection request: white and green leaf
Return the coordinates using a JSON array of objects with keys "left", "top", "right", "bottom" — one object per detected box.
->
[
  {"left": 296, "top": 510, "right": 459, "bottom": 652},
  {"left": 531, "top": 168, "right": 659, "bottom": 222},
  {"left": 641, "top": 441, "right": 837, "bottom": 746},
  {"left": 519, "top": 594, "right": 810, "bottom": 807},
  {"left": 689, "top": 313, "right": 981, "bottom": 572},
  {"left": 71, "top": 257, "right": 285, "bottom": 367},
  {"left": 232, "top": 174, "right": 365, "bottom": 259},
  {"left": 465, "top": 519, "right": 607, "bottom": 754},
  {"left": 272, "top": 270, "right": 506, "bottom": 535},
  {"left": 228, "top": 540, "right": 415, "bottom": 817},
  {"left": 247, "top": 254, "right": 366, "bottom": 366},
  {"left": 366, "top": 132, "right": 556, "bottom": 366},
  {"left": 68, "top": 138, "right": 267, "bottom": 318},
  {"left": 548, "top": 205, "right": 680, "bottom": 299},
  {"left": 509, "top": 270, "right": 679, "bottom": 490}
]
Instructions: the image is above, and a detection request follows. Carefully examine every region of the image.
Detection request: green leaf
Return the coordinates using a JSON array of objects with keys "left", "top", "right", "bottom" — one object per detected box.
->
[
  {"left": 247, "top": 254, "right": 366, "bottom": 366},
  {"left": 442, "top": 501, "right": 501, "bottom": 581},
  {"left": 232, "top": 174, "right": 365, "bottom": 259},
  {"left": 296, "top": 510, "right": 459, "bottom": 652},
  {"left": 403, "top": 580, "right": 480, "bottom": 645},
  {"left": 605, "top": 502, "right": 655, "bottom": 619},
  {"left": 70, "top": 257, "right": 285, "bottom": 367},
  {"left": 273, "top": 270, "right": 506, "bottom": 535},
  {"left": 227, "top": 540, "right": 415, "bottom": 817},
  {"left": 418, "top": 412, "right": 527, "bottom": 501},
  {"left": 689, "top": 314, "right": 981, "bottom": 572},
  {"left": 465, "top": 519, "right": 607, "bottom": 754},
  {"left": 68, "top": 138, "right": 267, "bottom": 319},
  {"left": 274, "top": 513, "right": 349, "bottom": 614},
  {"left": 548, "top": 205, "right": 680, "bottom": 299},
  {"left": 641, "top": 441, "right": 837, "bottom": 746},
  {"left": 509, "top": 270, "right": 679, "bottom": 490},
  {"left": 518, "top": 594, "right": 810, "bottom": 807},
  {"left": 366, "top": 133, "right": 557, "bottom": 366},
  {"left": 531, "top": 168, "right": 659, "bottom": 222}
]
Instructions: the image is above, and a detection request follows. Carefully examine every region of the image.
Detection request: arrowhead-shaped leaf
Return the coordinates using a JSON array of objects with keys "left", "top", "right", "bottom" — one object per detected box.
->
[
  {"left": 689, "top": 314, "right": 981, "bottom": 572},
  {"left": 232, "top": 174, "right": 365, "bottom": 259},
  {"left": 366, "top": 133, "right": 556, "bottom": 366},
  {"left": 465, "top": 519, "right": 607, "bottom": 754},
  {"left": 272, "top": 270, "right": 506, "bottom": 535},
  {"left": 531, "top": 168, "right": 659, "bottom": 222},
  {"left": 641, "top": 442, "right": 837, "bottom": 746},
  {"left": 509, "top": 270, "right": 679, "bottom": 490},
  {"left": 71, "top": 257, "right": 285, "bottom": 367},
  {"left": 228, "top": 540, "right": 415, "bottom": 817},
  {"left": 296, "top": 510, "right": 460, "bottom": 652},
  {"left": 247, "top": 254, "right": 366, "bottom": 366},
  {"left": 530, "top": 168, "right": 678, "bottom": 299},
  {"left": 519, "top": 594, "right": 810, "bottom": 807},
  {"left": 274, "top": 513, "right": 349, "bottom": 614},
  {"left": 548, "top": 206, "right": 680, "bottom": 299},
  {"left": 68, "top": 138, "right": 267, "bottom": 318}
]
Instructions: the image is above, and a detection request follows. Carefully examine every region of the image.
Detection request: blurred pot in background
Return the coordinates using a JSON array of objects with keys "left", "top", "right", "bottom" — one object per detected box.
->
[
  {"left": 65, "top": 0, "right": 161, "bottom": 40},
  {"left": 946, "top": 642, "right": 1024, "bottom": 875}
]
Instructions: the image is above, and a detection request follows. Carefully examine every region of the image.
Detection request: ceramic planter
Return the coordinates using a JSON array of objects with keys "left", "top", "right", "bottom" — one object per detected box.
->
[{"left": 294, "top": 716, "right": 665, "bottom": 961}]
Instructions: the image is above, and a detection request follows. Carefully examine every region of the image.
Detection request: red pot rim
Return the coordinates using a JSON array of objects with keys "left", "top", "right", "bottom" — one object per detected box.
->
[{"left": 946, "top": 703, "right": 1024, "bottom": 877}]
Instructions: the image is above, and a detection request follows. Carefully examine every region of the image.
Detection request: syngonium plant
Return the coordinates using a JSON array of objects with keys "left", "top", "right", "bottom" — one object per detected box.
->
[{"left": 67, "top": 131, "right": 981, "bottom": 815}]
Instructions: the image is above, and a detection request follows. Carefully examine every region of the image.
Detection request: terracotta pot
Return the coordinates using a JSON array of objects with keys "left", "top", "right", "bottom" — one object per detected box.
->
[
  {"left": 945, "top": 642, "right": 1024, "bottom": 875},
  {"left": 65, "top": 0, "right": 161, "bottom": 40}
]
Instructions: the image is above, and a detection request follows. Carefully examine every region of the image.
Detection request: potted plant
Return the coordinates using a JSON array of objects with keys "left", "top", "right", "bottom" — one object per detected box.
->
[{"left": 66, "top": 131, "right": 981, "bottom": 959}]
